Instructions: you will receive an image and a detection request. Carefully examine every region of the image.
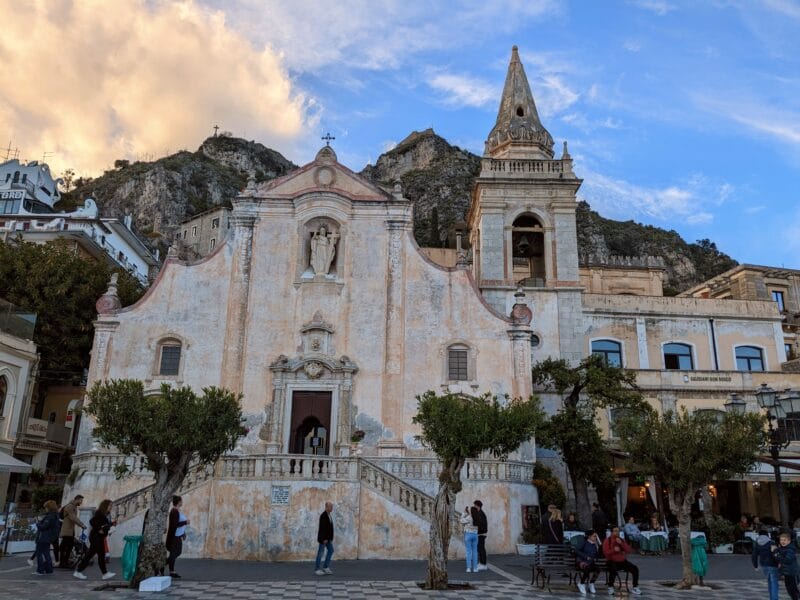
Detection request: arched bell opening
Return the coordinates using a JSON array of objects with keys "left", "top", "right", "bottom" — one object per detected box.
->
[{"left": 511, "top": 214, "right": 546, "bottom": 286}]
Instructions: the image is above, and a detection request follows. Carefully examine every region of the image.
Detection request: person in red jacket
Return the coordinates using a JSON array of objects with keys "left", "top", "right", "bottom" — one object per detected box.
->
[{"left": 601, "top": 526, "right": 642, "bottom": 596}]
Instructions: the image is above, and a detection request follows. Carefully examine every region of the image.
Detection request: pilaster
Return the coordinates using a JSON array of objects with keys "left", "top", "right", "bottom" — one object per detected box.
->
[{"left": 220, "top": 202, "right": 258, "bottom": 393}]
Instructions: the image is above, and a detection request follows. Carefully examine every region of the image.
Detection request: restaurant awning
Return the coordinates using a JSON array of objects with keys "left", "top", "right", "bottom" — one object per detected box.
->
[{"left": 0, "top": 451, "right": 32, "bottom": 473}]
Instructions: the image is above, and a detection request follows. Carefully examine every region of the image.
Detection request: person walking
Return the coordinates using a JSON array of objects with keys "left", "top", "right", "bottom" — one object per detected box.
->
[
  {"left": 592, "top": 503, "right": 608, "bottom": 542},
  {"left": 602, "top": 526, "right": 642, "bottom": 596},
  {"left": 33, "top": 500, "right": 59, "bottom": 575},
  {"left": 575, "top": 529, "right": 601, "bottom": 595},
  {"left": 473, "top": 500, "right": 489, "bottom": 571},
  {"left": 73, "top": 499, "right": 116, "bottom": 581},
  {"left": 774, "top": 531, "right": 799, "bottom": 600},
  {"left": 460, "top": 505, "right": 478, "bottom": 573},
  {"left": 314, "top": 501, "right": 334, "bottom": 576},
  {"left": 58, "top": 495, "right": 86, "bottom": 569},
  {"left": 166, "top": 495, "right": 189, "bottom": 578},
  {"left": 544, "top": 508, "right": 564, "bottom": 544},
  {"left": 752, "top": 528, "right": 779, "bottom": 600}
]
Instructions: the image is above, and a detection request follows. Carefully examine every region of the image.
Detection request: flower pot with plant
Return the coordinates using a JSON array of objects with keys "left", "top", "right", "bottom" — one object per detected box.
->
[{"left": 707, "top": 514, "right": 735, "bottom": 554}]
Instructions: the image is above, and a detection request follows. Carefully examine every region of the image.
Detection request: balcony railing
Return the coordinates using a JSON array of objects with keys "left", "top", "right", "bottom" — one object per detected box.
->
[{"left": 0, "top": 304, "right": 36, "bottom": 340}]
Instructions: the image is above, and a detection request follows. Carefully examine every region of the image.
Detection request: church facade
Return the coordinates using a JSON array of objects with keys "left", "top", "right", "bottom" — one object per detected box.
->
[{"left": 68, "top": 47, "right": 800, "bottom": 560}]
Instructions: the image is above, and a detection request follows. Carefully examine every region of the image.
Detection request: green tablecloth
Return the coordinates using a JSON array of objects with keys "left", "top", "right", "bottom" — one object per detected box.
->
[
  {"left": 640, "top": 533, "right": 667, "bottom": 552},
  {"left": 567, "top": 534, "right": 585, "bottom": 550}
]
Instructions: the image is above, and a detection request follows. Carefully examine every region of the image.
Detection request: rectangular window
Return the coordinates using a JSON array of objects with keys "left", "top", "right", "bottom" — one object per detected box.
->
[
  {"left": 786, "top": 343, "right": 794, "bottom": 359},
  {"left": 772, "top": 290, "right": 785, "bottom": 311},
  {"left": 448, "top": 349, "right": 468, "bottom": 381},
  {"left": 183, "top": 230, "right": 188, "bottom": 238},
  {"left": 210, "top": 238, "right": 216, "bottom": 250},
  {"left": 211, "top": 218, "right": 219, "bottom": 229},
  {"left": 192, "top": 226, "right": 197, "bottom": 237},
  {"left": 159, "top": 345, "right": 181, "bottom": 376}
]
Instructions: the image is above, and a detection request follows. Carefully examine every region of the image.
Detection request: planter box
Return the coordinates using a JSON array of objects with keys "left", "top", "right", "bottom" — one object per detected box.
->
[
  {"left": 7, "top": 540, "right": 35, "bottom": 554},
  {"left": 517, "top": 543, "right": 537, "bottom": 555},
  {"left": 713, "top": 544, "right": 733, "bottom": 554}
]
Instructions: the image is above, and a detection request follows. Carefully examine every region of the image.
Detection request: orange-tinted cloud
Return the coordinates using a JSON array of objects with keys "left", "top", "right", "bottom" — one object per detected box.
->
[{"left": 0, "top": 0, "right": 311, "bottom": 177}]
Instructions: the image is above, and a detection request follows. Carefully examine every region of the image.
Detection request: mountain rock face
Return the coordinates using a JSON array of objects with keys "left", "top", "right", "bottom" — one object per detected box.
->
[
  {"left": 64, "top": 131, "right": 735, "bottom": 293},
  {"left": 360, "top": 129, "right": 481, "bottom": 247},
  {"left": 62, "top": 136, "right": 296, "bottom": 249}
]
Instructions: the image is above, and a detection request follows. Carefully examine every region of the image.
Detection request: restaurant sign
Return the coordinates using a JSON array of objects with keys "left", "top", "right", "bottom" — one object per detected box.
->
[
  {"left": 26, "top": 418, "right": 49, "bottom": 438},
  {"left": 688, "top": 376, "right": 732, "bottom": 382}
]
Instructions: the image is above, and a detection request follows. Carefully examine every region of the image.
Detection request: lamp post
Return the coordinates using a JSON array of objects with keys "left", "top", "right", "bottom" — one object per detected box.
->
[{"left": 753, "top": 384, "right": 791, "bottom": 527}]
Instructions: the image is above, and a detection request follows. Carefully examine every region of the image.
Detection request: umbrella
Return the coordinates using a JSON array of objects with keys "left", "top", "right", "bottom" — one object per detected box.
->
[{"left": 0, "top": 451, "right": 32, "bottom": 473}]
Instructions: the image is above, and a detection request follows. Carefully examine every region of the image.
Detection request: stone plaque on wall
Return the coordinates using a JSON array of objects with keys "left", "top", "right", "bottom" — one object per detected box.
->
[{"left": 271, "top": 485, "right": 290, "bottom": 506}]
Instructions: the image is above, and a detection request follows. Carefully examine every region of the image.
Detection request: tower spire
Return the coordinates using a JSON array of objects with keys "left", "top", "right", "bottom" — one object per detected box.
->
[{"left": 485, "top": 45, "right": 554, "bottom": 160}]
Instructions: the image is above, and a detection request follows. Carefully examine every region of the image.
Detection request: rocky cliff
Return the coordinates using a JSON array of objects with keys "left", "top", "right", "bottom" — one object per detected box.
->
[
  {"left": 62, "top": 131, "right": 735, "bottom": 293},
  {"left": 360, "top": 129, "right": 481, "bottom": 247},
  {"left": 60, "top": 136, "right": 296, "bottom": 252}
]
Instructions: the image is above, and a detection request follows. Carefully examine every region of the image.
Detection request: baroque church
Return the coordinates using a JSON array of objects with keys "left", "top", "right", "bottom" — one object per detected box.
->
[{"left": 69, "top": 47, "right": 798, "bottom": 560}]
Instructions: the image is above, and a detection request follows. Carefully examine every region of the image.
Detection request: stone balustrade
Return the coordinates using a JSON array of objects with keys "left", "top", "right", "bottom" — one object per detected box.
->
[
  {"left": 215, "top": 455, "right": 358, "bottom": 481},
  {"left": 376, "top": 457, "right": 533, "bottom": 484},
  {"left": 360, "top": 460, "right": 434, "bottom": 521},
  {"left": 482, "top": 157, "right": 569, "bottom": 177}
]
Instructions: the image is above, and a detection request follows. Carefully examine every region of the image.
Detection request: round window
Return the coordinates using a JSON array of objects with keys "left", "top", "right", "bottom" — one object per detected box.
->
[{"left": 530, "top": 334, "right": 540, "bottom": 349}]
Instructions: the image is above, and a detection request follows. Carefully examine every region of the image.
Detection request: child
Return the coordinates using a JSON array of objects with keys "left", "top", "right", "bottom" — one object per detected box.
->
[{"left": 774, "top": 532, "right": 799, "bottom": 600}]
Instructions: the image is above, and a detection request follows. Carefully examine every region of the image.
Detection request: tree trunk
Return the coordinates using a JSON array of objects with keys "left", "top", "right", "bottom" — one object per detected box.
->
[
  {"left": 669, "top": 488, "right": 695, "bottom": 589},
  {"left": 570, "top": 470, "right": 592, "bottom": 529},
  {"left": 425, "top": 459, "right": 463, "bottom": 590},
  {"left": 131, "top": 454, "right": 190, "bottom": 588}
]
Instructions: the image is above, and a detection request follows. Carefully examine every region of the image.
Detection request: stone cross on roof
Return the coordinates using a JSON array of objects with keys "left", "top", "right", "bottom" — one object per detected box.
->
[{"left": 321, "top": 132, "right": 335, "bottom": 147}]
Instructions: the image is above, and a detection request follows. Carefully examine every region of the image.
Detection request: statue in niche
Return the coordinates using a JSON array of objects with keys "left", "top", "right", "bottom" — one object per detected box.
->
[{"left": 310, "top": 226, "right": 340, "bottom": 275}]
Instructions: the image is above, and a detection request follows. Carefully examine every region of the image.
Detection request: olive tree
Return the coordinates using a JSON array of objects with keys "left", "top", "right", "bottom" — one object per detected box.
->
[
  {"left": 86, "top": 380, "right": 244, "bottom": 586},
  {"left": 412, "top": 391, "right": 544, "bottom": 590},
  {"left": 616, "top": 407, "right": 764, "bottom": 588},
  {"left": 532, "top": 355, "right": 644, "bottom": 526}
]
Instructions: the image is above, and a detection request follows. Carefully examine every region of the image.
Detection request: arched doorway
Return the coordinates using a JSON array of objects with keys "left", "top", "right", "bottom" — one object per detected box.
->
[
  {"left": 511, "top": 214, "right": 546, "bottom": 286},
  {"left": 288, "top": 391, "right": 332, "bottom": 455}
]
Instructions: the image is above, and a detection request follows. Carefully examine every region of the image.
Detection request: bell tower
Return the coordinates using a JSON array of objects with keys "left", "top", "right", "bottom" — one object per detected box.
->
[{"left": 468, "top": 46, "right": 583, "bottom": 316}]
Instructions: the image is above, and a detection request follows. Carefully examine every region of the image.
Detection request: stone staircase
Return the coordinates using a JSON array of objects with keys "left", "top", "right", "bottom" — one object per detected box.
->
[
  {"left": 111, "top": 462, "right": 215, "bottom": 523},
  {"left": 72, "top": 452, "right": 531, "bottom": 527}
]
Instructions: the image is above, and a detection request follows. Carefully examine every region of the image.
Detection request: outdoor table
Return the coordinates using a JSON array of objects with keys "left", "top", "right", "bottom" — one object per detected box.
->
[
  {"left": 639, "top": 531, "right": 667, "bottom": 552},
  {"left": 606, "top": 530, "right": 626, "bottom": 539},
  {"left": 690, "top": 531, "right": 706, "bottom": 542},
  {"left": 744, "top": 531, "right": 758, "bottom": 541}
]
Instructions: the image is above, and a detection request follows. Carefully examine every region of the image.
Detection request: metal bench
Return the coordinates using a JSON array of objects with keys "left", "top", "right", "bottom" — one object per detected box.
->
[{"left": 531, "top": 544, "right": 578, "bottom": 591}]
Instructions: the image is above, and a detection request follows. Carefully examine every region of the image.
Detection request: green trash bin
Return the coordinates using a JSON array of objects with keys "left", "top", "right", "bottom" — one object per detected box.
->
[{"left": 122, "top": 535, "right": 142, "bottom": 582}]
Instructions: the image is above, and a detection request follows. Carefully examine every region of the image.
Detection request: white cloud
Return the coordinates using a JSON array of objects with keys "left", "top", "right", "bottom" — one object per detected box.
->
[
  {"left": 628, "top": 0, "right": 676, "bottom": 16},
  {"left": 623, "top": 40, "right": 642, "bottom": 53},
  {"left": 427, "top": 73, "right": 499, "bottom": 108},
  {"left": 203, "top": 0, "right": 561, "bottom": 73},
  {"left": 577, "top": 167, "right": 733, "bottom": 226},
  {"left": 0, "top": 0, "right": 311, "bottom": 176},
  {"left": 535, "top": 75, "right": 580, "bottom": 118},
  {"left": 694, "top": 94, "right": 800, "bottom": 145}
]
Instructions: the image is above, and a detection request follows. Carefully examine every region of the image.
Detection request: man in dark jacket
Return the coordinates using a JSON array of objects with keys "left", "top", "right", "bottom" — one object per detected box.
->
[
  {"left": 752, "top": 529, "right": 779, "bottom": 600},
  {"left": 315, "top": 502, "right": 334, "bottom": 575},
  {"left": 473, "top": 500, "right": 489, "bottom": 570},
  {"left": 591, "top": 503, "right": 608, "bottom": 542}
]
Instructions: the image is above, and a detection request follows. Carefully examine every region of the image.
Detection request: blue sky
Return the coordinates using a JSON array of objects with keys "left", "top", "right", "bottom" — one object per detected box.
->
[{"left": 2, "top": 1, "right": 799, "bottom": 267}]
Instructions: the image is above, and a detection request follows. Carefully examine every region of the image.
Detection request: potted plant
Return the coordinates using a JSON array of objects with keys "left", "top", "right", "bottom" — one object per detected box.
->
[
  {"left": 707, "top": 514, "right": 735, "bottom": 554},
  {"left": 350, "top": 430, "right": 366, "bottom": 455},
  {"left": 517, "top": 525, "right": 543, "bottom": 555}
]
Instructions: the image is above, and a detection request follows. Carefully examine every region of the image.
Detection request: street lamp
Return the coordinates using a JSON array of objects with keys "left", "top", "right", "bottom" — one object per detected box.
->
[
  {"left": 724, "top": 392, "right": 746, "bottom": 415},
  {"left": 752, "top": 384, "right": 795, "bottom": 527}
]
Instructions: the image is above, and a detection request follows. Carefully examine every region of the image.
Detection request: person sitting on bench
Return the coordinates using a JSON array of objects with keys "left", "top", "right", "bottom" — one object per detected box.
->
[
  {"left": 575, "top": 529, "right": 601, "bottom": 596},
  {"left": 602, "top": 526, "right": 642, "bottom": 596}
]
